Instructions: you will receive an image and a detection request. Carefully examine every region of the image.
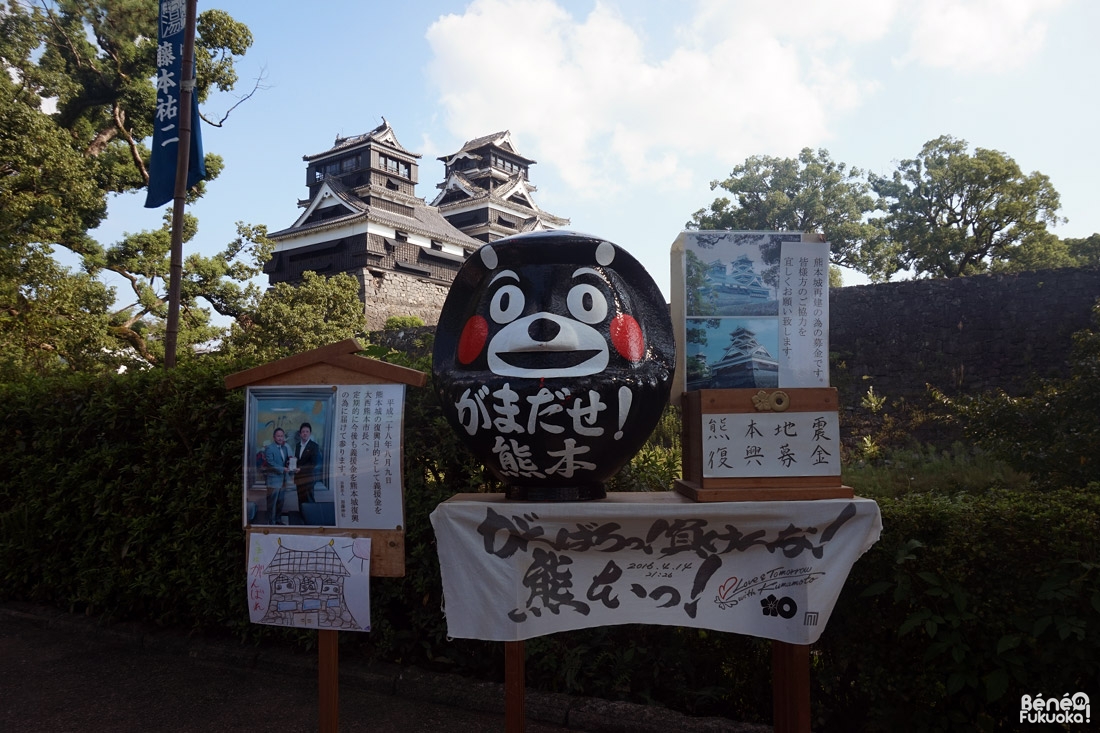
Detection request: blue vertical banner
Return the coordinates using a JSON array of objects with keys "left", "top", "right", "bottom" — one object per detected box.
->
[{"left": 145, "top": 0, "right": 205, "bottom": 208}]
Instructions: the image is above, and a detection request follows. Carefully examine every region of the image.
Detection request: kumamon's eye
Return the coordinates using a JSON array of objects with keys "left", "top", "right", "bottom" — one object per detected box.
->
[
  {"left": 567, "top": 283, "right": 608, "bottom": 324},
  {"left": 490, "top": 284, "right": 525, "bottom": 324}
]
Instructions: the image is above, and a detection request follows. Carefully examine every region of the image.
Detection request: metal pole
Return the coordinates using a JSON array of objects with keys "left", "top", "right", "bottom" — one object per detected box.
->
[{"left": 163, "top": 0, "right": 198, "bottom": 368}]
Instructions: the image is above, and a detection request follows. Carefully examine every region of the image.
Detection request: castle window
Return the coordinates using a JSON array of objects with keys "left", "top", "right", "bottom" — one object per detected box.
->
[
  {"left": 395, "top": 231, "right": 408, "bottom": 242},
  {"left": 493, "top": 155, "right": 521, "bottom": 175},
  {"left": 379, "top": 155, "right": 410, "bottom": 178},
  {"left": 498, "top": 216, "right": 516, "bottom": 229}
]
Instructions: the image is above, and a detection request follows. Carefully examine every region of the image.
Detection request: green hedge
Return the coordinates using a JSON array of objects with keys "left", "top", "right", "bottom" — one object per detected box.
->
[
  {"left": 2, "top": 357, "right": 1098, "bottom": 731},
  {"left": 817, "top": 489, "right": 1100, "bottom": 732},
  {"left": 1, "top": 359, "right": 248, "bottom": 630}
]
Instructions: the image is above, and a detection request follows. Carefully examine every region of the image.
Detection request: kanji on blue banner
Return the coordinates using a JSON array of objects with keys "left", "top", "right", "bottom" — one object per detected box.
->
[{"left": 145, "top": 0, "right": 205, "bottom": 208}]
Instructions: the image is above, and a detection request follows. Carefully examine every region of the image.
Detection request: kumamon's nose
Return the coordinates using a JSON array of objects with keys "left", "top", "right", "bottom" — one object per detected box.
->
[{"left": 528, "top": 317, "right": 561, "bottom": 342}]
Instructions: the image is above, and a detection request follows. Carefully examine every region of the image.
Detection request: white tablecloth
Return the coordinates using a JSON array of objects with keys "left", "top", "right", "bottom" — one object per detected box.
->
[{"left": 430, "top": 492, "right": 881, "bottom": 643}]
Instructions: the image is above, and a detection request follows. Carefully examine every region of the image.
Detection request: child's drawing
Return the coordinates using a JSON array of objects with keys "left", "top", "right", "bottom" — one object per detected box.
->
[{"left": 247, "top": 532, "right": 371, "bottom": 632}]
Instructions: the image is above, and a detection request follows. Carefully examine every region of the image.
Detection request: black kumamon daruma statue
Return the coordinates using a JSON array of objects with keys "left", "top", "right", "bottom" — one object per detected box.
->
[{"left": 432, "top": 231, "right": 675, "bottom": 501}]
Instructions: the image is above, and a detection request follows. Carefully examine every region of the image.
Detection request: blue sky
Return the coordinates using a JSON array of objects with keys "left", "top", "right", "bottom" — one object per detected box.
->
[{"left": 88, "top": 0, "right": 1100, "bottom": 303}]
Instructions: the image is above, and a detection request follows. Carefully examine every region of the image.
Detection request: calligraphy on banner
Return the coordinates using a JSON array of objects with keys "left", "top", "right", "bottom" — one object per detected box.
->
[
  {"left": 431, "top": 496, "right": 882, "bottom": 643},
  {"left": 145, "top": 0, "right": 204, "bottom": 208}
]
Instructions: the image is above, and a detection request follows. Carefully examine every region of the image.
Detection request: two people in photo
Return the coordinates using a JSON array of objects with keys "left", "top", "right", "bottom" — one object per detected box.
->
[{"left": 264, "top": 422, "right": 322, "bottom": 524}]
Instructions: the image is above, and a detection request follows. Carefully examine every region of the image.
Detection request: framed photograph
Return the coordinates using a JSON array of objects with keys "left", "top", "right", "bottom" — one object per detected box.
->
[
  {"left": 243, "top": 384, "right": 407, "bottom": 530},
  {"left": 245, "top": 387, "right": 336, "bottom": 527}
]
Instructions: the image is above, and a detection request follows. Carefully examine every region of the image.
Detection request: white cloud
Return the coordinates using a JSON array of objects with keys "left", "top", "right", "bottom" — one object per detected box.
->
[
  {"left": 424, "top": 0, "right": 1064, "bottom": 201},
  {"left": 682, "top": 0, "right": 899, "bottom": 49},
  {"left": 425, "top": 0, "right": 877, "bottom": 199},
  {"left": 6, "top": 65, "right": 59, "bottom": 113},
  {"left": 901, "top": 0, "right": 1066, "bottom": 72}
]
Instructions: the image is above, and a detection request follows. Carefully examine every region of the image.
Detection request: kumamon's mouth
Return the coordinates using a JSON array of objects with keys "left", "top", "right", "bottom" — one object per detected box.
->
[{"left": 495, "top": 350, "right": 603, "bottom": 370}]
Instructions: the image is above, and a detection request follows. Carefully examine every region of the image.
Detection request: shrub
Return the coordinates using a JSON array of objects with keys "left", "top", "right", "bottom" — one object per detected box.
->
[
  {"left": 383, "top": 315, "right": 426, "bottom": 331},
  {"left": 816, "top": 487, "right": 1100, "bottom": 732},
  {"left": 0, "top": 357, "right": 250, "bottom": 630}
]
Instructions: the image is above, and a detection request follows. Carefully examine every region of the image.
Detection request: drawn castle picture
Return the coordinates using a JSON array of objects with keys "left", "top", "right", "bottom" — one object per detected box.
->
[{"left": 255, "top": 537, "right": 366, "bottom": 631}]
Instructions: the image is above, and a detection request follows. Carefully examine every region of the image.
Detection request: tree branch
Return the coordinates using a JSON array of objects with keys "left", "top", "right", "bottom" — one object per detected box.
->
[
  {"left": 199, "top": 65, "right": 269, "bottom": 127},
  {"left": 109, "top": 323, "right": 156, "bottom": 364},
  {"left": 112, "top": 104, "right": 149, "bottom": 182}
]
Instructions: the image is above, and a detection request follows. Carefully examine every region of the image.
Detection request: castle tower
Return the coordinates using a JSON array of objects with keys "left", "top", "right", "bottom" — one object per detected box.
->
[
  {"left": 266, "top": 119, "right": 483, "bottom": 330},
  {"left": 431, "top": 131, "right": 568, "bottom": 242}
]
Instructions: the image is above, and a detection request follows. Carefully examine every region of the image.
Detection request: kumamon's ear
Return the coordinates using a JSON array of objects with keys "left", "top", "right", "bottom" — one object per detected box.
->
[
  {"left": 596, "top": 241, "right": 615, "bottom": 266},
  {"left": 480, "top": 244, "right": 498, "bottom": 270}
]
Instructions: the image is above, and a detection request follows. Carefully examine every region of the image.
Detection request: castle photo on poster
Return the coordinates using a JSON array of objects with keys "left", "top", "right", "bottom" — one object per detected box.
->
[{"left": 672, "top": 231, "right": 830, "bottom": 392}]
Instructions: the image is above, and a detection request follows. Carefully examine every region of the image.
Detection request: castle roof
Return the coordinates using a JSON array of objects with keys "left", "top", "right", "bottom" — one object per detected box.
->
[
  {"left": 268, "top": 177, "right": 482, "bottom": 249},
  {"left": 265, "top": 542, "right": 349, "bottom": 577},
  {"left": 438, "top": 130, "right": 536, "bottom": 166},
  {"left": 304, "top": 118, "right": 420, "bottom": 162}
]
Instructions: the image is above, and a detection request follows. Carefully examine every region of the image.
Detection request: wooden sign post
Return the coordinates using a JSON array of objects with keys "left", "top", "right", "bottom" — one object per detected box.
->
[
  {"left": 667, "top": 230, "right": 855, "bottom": 733},
  {"left": 226, "top": 339, "right": 426, "bottom": 733},
  {"left": 676, "top": 387, "right": 851, "bottom": 733}
]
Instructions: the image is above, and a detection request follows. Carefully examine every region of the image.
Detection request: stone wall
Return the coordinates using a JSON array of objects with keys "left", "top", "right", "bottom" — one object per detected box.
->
[
  {"left": 830, "top": 267, "right": 1100, "bottom": 405},
  {"left": 358, "top": 268, "right": 451, "bottom": 331}
]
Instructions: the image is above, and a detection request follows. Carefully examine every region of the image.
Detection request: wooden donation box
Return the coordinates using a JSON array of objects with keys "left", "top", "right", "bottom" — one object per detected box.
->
[
  {"left": 669, "top": 230, "right": 851, "bottom": 505},
  {"left": 677, "top": 388, "right": 853, "bottom": 502}
]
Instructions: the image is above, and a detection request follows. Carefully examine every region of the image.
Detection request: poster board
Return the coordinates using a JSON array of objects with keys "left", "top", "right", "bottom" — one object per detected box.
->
[
  {"left": 243, "top": 383, "right": 406, "bottom": 530},
  {"left": 225, "top": 339, "right": 427, "bottom": 578},
  {"left": 670, "top": 233, "right": 847, "bottom": 501},
  {"left": 670, "top": 231, "right": 831, "bottom": 404}
]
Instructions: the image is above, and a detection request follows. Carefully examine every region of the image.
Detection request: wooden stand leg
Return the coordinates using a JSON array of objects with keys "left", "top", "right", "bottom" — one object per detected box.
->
[
  {"left": 505, "top": 640, "right": 526, "bottom": 733},
  {"left": 772, "top": 641, "right": 810, "bottom": 733},
  {"left": 319, "top": 629, "right": 339, "bottom": 733}
]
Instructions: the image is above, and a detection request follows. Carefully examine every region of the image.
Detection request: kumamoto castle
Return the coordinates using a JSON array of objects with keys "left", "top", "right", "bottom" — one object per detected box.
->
[
  {"left": 264, "top": 119, "right": 1100, "bottom": 405},
  {"left": 266, "top": 119, "right": 568, "bottom": 329}
]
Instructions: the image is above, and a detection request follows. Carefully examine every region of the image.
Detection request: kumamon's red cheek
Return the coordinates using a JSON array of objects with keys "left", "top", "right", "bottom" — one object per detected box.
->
[
  {"left": 610, "top": 314, "right": 644, "bottom": 362},
  {"left": 457, "top": 315, "right": 489, "bottom": 364}
]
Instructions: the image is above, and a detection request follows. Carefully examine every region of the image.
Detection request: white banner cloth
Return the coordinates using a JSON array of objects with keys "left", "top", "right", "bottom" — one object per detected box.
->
[{"left": 431, "top": 492, "right": 881, "bottom": 644}]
